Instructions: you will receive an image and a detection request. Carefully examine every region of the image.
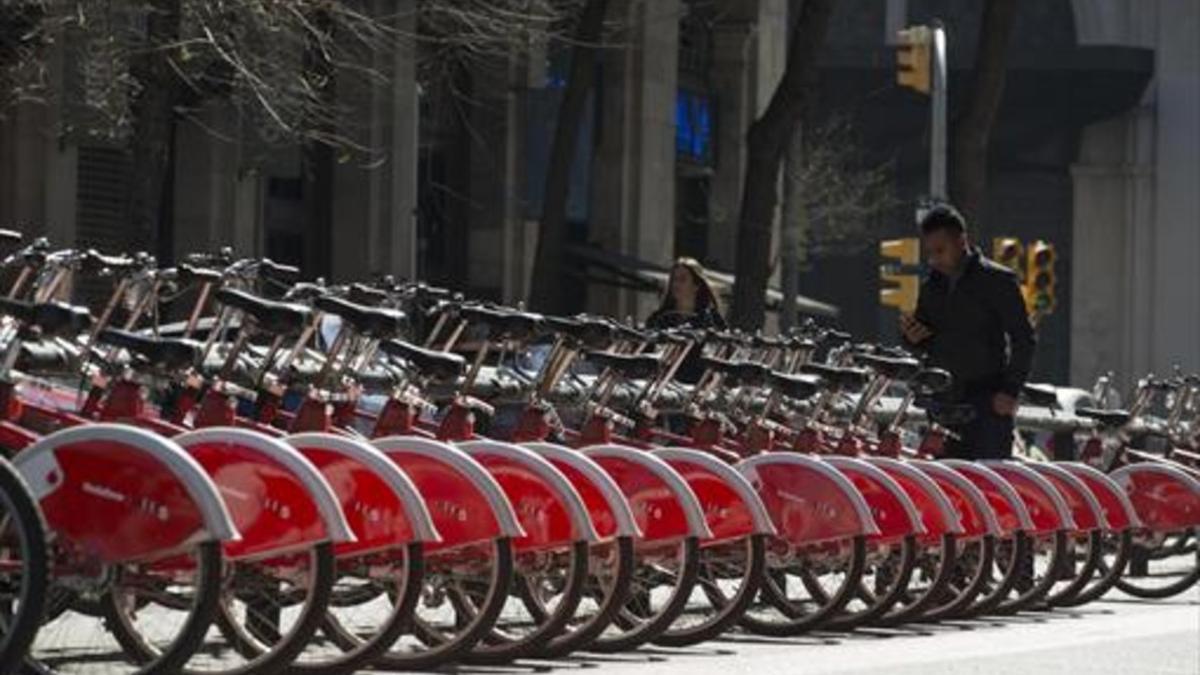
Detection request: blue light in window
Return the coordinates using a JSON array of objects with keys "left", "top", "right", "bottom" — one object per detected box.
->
[{"left": 675, "top": 89, "right": 713, "bottom": 164}]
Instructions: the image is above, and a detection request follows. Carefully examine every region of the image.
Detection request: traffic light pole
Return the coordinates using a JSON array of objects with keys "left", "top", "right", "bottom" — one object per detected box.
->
[{"left": 930, "top": 23, "right": 947, "bottom": 201}]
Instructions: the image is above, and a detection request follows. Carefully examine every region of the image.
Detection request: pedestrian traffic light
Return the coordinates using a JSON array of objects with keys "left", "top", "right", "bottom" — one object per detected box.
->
[
  {"left": 880, "top": 238, "right": 920, "bottom": 312},
  {"left": 1025, "top": 240, "right": 1057, "bottom": 315},
  {"left": 896, "top": 27, "right": 932, "bottom": 95},
  {"left": 992, "top": 237, "right": 1024, "bottom": 280}
]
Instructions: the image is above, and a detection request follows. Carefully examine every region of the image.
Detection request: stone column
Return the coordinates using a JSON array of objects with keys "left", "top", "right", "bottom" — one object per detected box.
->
[
  {"left": 706, "top": 0, "right": 787, "bottom": 274},
  {"left": 1070, "top": 109, "right": 1155, "bottom": 392},
  {"left": 330, "top": 0, "right": 420, "bottom": 283},
  {"left": 0, "top": 34, "right": 76, "bottom": 245},
  {"left": 1071, "top": 0, "right": 1200, "bottom": 389},
  {"left": 590, "top": 0, "right": 681, "bottom": 320},
  {"left": 465, "top": 51, "right": 528, "bottom": 302},
  {"left": 1148, "top": 0, "right": 1200, "bottom": 374}
]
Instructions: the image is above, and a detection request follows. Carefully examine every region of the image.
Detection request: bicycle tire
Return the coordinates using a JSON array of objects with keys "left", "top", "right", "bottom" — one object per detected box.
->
[{"left": 0, "top": 459, "right": 48, "bottom": 675}]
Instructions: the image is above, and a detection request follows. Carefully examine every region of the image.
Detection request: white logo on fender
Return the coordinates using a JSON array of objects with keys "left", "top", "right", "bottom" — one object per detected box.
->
[{"left": 82, "top": 482, "right": 127, "bottom": 503}]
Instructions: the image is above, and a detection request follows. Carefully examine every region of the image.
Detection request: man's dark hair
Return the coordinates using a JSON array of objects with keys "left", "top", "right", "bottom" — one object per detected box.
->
[{"left": 919, "top": 204, "right": 967, "bottom": 237}]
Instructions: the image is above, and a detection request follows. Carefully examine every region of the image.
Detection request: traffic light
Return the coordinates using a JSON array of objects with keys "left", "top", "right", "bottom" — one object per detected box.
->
[
  {"left": 992, "top": 237, "right": 1024, "bottom": 280},
  {"left": 1025, "top": 240, "right": 1057, "bottom": 314},
  {"left": 880, "top": 238, "right": 920, "bottom": 312},
  {"left": 896, "top": 27, "right": 932, "bottom": 95}
]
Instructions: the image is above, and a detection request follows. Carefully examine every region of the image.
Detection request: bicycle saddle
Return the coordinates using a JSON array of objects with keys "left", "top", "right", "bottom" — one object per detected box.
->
[
  {"left": 314, "top": 294, "right": 407, "bottom": 339},
  {"left": 347, "top": 283, "right": 391, "bottom": 306},
  {"left": 176, "top": 263, "right": 223, "bottom": 286},
  {"left": 799, "top": 362, "right": 871, "bottom": 391},
  {"left": 98, "top": 328, "right": 202, "bottom": 371},
  {"left": 699, "top": 357, "right": 770, "bottom": 387},
  {"left": 585, "top": 351, "right": 662, "bottom": 381},
  {"left": 380, "top": 339, "right": 467, "bottom": 382},
  {"left": 769, "top": 371, "right": 821, "bottom": 401},
  {"left": 16, "top": 341, "right": 75, "bottom": 374},
  {"left": 214, "top": 288, "right": 311, "bottom": 336},
  {"left": 1074, "top": 407, "right": 1132, "bottom": 428},
  {"left": 460, "top": 305, "right": 544, "bottom": 342},
  {"left": 911, "top": 368, "right": 953, "bottom": 396},
  {"left": 852, "top": 353, "right": 922, "bottom": 381},
  {"left": 80, "top": 249, "right": 141, "bottom": 276},
  {"left": 1021, "top": 383, "right": 1059, "bottom": 408},
  {"left": 0, "top": 299, "right": 94, "bottom": 338},
  {"left": 544, "top": 315, "right": 614, "bottom": 350},
  {"left": 257, "top": 258, "right": 300, "bottom": 285},
  {"left": 729, "top": 361, "right": 771, "bottom": 387}
]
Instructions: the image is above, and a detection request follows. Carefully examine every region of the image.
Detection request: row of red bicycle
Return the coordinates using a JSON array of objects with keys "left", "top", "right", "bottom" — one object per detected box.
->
[{"left": 0, "top": 233, "right": 1196, "bottom": 675}]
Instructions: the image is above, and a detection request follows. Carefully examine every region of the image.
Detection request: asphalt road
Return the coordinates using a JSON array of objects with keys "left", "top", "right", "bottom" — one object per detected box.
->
[
  {"left": 21, "top": 587, "right": 1198, "bottom": 674},
  {"left": 396, "top": 588, "right": 1200, "bottom": 675}
]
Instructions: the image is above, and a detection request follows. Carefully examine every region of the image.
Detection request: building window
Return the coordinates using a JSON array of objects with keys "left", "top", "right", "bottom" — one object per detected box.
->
[{"left": 676, "top": 89, "right": 714, "bottom": 166}]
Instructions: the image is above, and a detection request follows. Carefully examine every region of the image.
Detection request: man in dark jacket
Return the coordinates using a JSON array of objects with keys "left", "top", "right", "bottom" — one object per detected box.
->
[{"left": 900, "top": 204, "right": 1036, "bottom": 459}]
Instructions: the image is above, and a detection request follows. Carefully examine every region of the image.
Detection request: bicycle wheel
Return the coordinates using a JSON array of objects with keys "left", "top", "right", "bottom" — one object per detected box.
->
[
  {"left": 877, "top": 533, "right": 958, "bottom": 625},
  {"left": 588, "top": 536, "right": 701, "bottom": 653},
  {"left": 373, "top": 537, "right": 513, "bottom": 671},
  {"left": 180, "top": 541, "right": 335, "bottom": 675},
  {"left": 1063, "top": 529, "right": 1132, "bottom": 606},
  {"left": 460, "top": 540, "right": 589, "bottom": 664},
  {"left": 919, "top": 535, "right": 994, "bottom": 622},
  {"left": 521, "top": 536, "right": 634, "bottom": 658},
  {"left": 1044, "top": 530, "right": 1103, "bottom": 607},
  {"left": 26, "top": 540, "right": 221, "bottom": 675},
  {"left": 0, "top": 460, "right": 48, "bottom": 675},
  {"left": 654, "top": 533, "right": 766, "bottom": 646},
  {"left": 820, "top": 535, "right": 916, "bottom": 631},
  {"left": 962, "top": 532, "right": 1029, "bottom": 617},
  {"left": 993, "top": 530, "right": 1068, "bottom": 613},
  {"left": 293, "top": 542, "right": 424, "bottom": 675},
  {"left": 739, "top": 535, "right": 867, "bottom": 636},
  {"left": 1113, "top": 527, "right": 1200, "bottom": 599}
]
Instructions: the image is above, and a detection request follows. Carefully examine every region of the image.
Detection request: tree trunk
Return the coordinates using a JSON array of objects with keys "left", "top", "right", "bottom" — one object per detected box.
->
[
  {"left": 779, "top": 123, "right": 805, "bottom": 332},
  {"left": 126, "top": 0, "right": 181, "bottom": 262},
  {"left": 951, "top": 0, "right": 1018, "bottom": 230},
  {"left": 729, "top": 0, "right": 834, "bottom": 331},
  {"left": 528, "top": 0, "right": 608, "bottom": 314},
  {"left": 301, "top": 8, "right": 335, "bottom": 280}
]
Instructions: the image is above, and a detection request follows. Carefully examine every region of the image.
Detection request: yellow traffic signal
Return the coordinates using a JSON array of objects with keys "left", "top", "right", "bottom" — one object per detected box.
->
[
  {"left": 1025, "top": 240, "right": 1057, "bottom": 315},
  {"left": 992, "top": 237, "right": 1024, "bottom": 280},
  {"left": 880, "top": 238, "right": 920, "bottom": 312},
  {"left": 896, "top": 27, "right": 932, "bottom": 94}
]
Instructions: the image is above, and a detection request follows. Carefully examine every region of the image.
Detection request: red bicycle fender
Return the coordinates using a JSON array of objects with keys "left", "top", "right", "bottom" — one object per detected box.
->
[
  {"left": 522, "top": 442, "right": 641, "bottom": 541},
  {"left": 1110, "top": 463, "right": 1200, "bottom": 531},
  {"left": 0, "top": 420, "right": 40, "bottom": 452},
  {"left": 1059, "top": 462, "right": 1142, "bottom": 530},
  {"left": 286, "top": 433, "right": 441, "bottom": 558},
  {"left": 581, "top": 444, "right": 712, "bottom": 542},
  {"left": 862, "top": 457, "right": 964, "bottom": 539},
  {"left": 15, "top": 424, "right": 239, "bottom": 564},
  {"left": 823, "top": 456, "right": 926, "bottom": 543},
  {"left": 458, "top": 439, "right": 599, "bottom": 552},
  {"left": 736, "top": 454, "right": 878, "bottom": 546},
  {"left": 233, "top": 418, "right": 287, "bottom": 438},
  {"left": 123, "top": 416, "right": 191, "bottom": 438},
  {"left": 175, "top": 427, "right": 354, "bottom": 561},
  {"left": 908, "top": 460, "right": 1002, "bottom": 539},
  {"left": 653, "top": 448, "right": 777, "bottom": 544},
  {"left": 1026, "top": 462, "right": 1105, "bottom": 531},
  {"left": 373, "top": 435, "right": 524, "bottom": 553},
  {"left": 943, "top": 460, "right": 1035, "bottom": 536},
  {"left": 981, "top": 461, "right": 1077, "bottom": 534}
]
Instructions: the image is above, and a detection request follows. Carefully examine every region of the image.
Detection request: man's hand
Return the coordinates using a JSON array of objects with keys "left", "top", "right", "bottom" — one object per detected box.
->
[
  {"left": 992, "top": 392, "right": 1019, "bottom": 417},
  {"left": 899, "top": 313, "right": 933, "bottom": 344}
]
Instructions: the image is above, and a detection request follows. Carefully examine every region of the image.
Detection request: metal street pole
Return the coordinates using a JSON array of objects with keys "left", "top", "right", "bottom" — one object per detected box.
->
[{"left": 930, "top": 22, "right": 948, "bottom": 201}]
